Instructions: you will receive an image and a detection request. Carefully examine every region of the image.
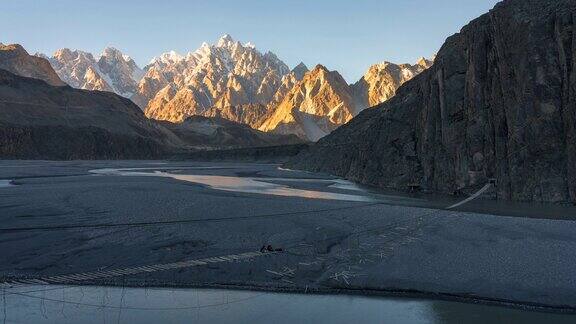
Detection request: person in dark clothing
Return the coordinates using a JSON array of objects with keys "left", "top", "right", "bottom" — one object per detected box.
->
[{"left": 260, "top": 244, "right": 283, "bottom": 253}]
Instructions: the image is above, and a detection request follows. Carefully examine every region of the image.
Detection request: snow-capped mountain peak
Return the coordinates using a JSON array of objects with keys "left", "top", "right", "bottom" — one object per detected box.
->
[
  {"left": 38, "top": 36, "right": 431, "bottom": 140},
  {"left": 142, "top": 35, "right": 291, "bottom": 125},
  {"left": 148, "top": 50, "right": 184, "bottom": 66},
  {"left": 101, "top": 46, "right": 123, "bottom": 57},
  {"left": 350, "top": 57, "right": 434, "bottom": 110},
  {"left": 43, "top": 46, "right": 143, "bottom": 98},
  {"left": 216, "top": 34, "right": 235, "bottom": 48}
]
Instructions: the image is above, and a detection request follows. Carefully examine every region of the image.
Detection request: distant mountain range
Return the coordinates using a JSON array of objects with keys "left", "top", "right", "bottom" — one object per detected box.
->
[
  {"left": 34, "top": 35, "right": 433, "bottom": 141},
  {"left": 0, "top": 44, "right": 300, "bottom": 159},
  {"left": 37, "top": 47, "right": 144, "bottom": 97}
]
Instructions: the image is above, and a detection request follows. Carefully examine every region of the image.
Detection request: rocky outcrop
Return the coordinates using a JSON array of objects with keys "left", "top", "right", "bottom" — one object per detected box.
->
[
  {"left": 203, "top": 103, "right": 270, "bottom": 128},
  {"left": 288, "top": 0, "right": 576, "bottom": 204},
  {"left": 0, "top": 44, "right": 66, "bottom": 87},
  {"left": 163, "top": 115, "right": 303, "bottom": 149}
]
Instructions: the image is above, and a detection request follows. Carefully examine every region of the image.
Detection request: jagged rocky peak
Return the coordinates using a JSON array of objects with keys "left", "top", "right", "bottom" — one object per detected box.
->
[
  {"left": 33, "top": 52, "right": 49, "bottom": 59},
  {"left": 259, "top": 58, "right": 431, "bottom": 141},
  {"left": 46, "top": 48, "right": 104, "bottom": 90},
  {"left": 216, "top": 34, "right": 236, "bottom": 48},
  {"left": 0, "top": 43, "right": 65, "bottom": 87},
  {"left": 31, "top": 35, "right": 430, "bottom": 139},
  {"left": 142, "top": 34, "right": 291, "bottom": 127},
  {"left": 291, "top": 62, "right": 309, "bottom": 80},
  {"left": 259, "top": 64, "right": 356, "bottom": 141},
  {"left": 97, "top": 46, "right": 144, "bottom": 96},
  {"left": 416, "top": 56, "right": 434, "bottom": 69},
  {"left": 42, "top": 46, "right": 143, "bottom": 97},
  {"left": 101, "top": 46, "right": 124, "bottom": 61},
  {"left": 308, "top": 64, "right": 333, "bottom": 79},
  {"left": 351, "top": 57, "right": 433, "bottom": 109},
  {"left": 100, "top": 46, "right": 142, "bottom": 74},
  {"left": 148, "top": 50, "right": 184, "bottom": 67}
]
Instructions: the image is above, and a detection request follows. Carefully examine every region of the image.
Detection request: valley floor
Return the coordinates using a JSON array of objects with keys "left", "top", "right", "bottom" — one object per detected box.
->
[{"left": 1, "top": 161, "right": 576, "bottom": 313}]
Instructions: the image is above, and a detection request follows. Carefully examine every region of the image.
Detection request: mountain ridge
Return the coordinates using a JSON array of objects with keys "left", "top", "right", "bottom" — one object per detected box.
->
[
  {"left": 0, "top": 46, "right": 305, "bottom": 159},
  {"left": 35, "top": 35, "right": 433, "bottom": 140}
]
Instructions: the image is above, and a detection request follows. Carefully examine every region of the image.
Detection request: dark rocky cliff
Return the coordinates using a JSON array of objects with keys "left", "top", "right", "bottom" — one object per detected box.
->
[{"left": 288, "top": 0, "right": 576, "bottom": 204}]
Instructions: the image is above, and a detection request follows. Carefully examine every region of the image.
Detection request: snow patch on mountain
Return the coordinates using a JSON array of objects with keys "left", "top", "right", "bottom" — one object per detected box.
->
[{"left": 41, "top": 47, "right": 144, "bottom": 98}]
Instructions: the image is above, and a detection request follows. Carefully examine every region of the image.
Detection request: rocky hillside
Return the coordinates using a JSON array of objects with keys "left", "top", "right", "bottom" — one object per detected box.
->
[
  {"left": 288, "top": 0, "right": 576, "bottom": 204},
  {"left": 0, "top": 69, "right": 175, "bottom": 159},
  {"left": 0, "top": 44, "right": 65, "bottom": 87},
  {"left": 163, "top": 115, "right": 303, "bottom": 149},
  {"left": 40, "top": 47, "right": 144, "bottom": 97}
]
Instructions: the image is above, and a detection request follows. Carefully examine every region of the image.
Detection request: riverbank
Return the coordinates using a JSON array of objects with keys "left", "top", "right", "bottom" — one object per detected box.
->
[
  {"left": 2, "top": 284, "right": 575, "bottom": 324},
  {"left": 1, "top": 161, "right": 576, "bottom": 315}
]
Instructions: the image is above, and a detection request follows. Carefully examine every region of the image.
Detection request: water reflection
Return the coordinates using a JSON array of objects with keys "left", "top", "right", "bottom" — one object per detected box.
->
[
  {"left": 1, "top": 285, "right": 572, "bottom": 324},
  {"left": 90, "top": 168, "right": 376, "bottom": 202}
]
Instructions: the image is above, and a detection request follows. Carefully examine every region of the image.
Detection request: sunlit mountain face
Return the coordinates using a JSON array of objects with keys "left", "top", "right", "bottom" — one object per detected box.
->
[{"left": 35, "top": 35, "right": 432, "bottom": 141}]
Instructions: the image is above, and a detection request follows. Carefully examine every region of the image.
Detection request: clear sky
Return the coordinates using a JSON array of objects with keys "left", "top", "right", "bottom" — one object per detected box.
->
[{"left": 1, "top": 0, "right": 500, "bottom": 82}]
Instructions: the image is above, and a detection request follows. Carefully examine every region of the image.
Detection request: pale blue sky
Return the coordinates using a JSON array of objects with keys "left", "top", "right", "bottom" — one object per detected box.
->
[{"left": 1, "top": 0, "right": 500, "bottom": 82}]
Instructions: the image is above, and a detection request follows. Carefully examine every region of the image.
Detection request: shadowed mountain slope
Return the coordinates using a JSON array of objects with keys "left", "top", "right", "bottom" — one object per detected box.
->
[{"left": 288, "top": 0, "right": 576, "bottom": 203}]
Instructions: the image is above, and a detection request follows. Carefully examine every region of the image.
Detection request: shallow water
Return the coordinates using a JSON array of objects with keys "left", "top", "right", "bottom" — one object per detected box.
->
[
  {"left": 2, "top": 285, "right": 573, "bottom": 324},
  {"left": 87, "top": 166, "right": 576, "bottom": 219},
  {"left": 0, "top": 180, "right": 14, "bottom": 188},
  {"left": 90, "top": 168, "right": 376, "bottom": 202}
]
